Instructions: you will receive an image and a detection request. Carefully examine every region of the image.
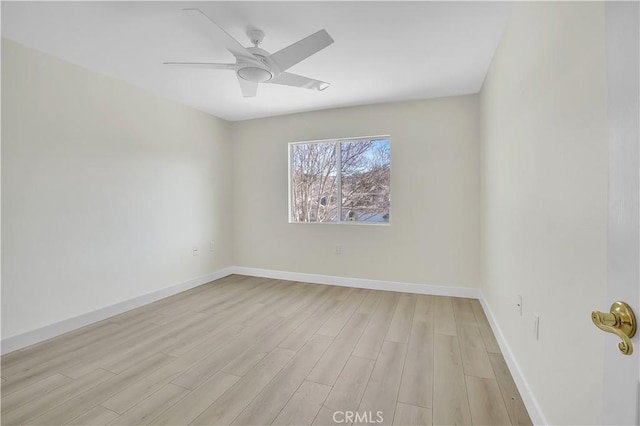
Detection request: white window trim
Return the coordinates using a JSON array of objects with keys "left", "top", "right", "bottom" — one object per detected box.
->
[{"left": 288, "top": 135, "right": 391, "bottom": 225}]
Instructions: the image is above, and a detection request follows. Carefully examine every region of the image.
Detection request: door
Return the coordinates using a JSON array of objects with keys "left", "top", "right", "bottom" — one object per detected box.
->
[{"left": 601, "top": 2, "right": 640, "bottom": 425}]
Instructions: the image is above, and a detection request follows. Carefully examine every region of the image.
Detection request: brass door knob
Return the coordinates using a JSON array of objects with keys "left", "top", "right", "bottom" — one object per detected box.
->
[{"left": 591, "top": 301, "right": 636, "bottom": 355}]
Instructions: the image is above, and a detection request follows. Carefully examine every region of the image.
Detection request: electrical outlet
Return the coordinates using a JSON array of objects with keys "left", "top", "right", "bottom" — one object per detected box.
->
[
  {"left": 193, "top": 247, "right": 199, "bottom": 256},
  {"left": 516, "top": 295, "right": 523, "bottom": 316},
  {"left": 533, "top": 313, "right": 540, "bottom": 340},
  {"left": 335, "top": 244, "right": 342, "bottom": 255},
  {"left": 209, "top": 241, "right": 215, "bottom": 252}
]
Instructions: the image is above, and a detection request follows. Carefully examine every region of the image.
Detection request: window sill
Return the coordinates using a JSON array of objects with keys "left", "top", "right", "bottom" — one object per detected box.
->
[{"left": 288, "top": 221, "right": 391, "bottom": 226}]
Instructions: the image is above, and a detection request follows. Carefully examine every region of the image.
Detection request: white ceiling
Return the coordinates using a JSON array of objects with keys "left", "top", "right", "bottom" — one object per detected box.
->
[{"left": 2, "top": 1, "right": 510, "bottom": 121}]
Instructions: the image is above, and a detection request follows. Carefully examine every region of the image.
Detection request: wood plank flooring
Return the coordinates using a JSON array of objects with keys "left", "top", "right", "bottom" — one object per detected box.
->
[{"left": 1, "top": 275, "right": 532, "bottom": 425}]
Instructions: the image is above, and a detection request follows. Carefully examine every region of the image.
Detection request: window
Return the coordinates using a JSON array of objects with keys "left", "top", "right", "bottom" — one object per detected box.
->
[{"left": 289, "top": 136, "right": 391, "bottom": 224}]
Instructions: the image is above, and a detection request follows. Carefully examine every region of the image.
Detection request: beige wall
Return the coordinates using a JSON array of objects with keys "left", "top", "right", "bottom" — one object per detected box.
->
[
  {"left": 231, "top": 96, "right": 480, "bottom": 287},
  {"left": 1, "top": 39, "right": 234, "bottom": 339},
  {"left": 480, "top": 2, "right": 608, "bottom": 424}
]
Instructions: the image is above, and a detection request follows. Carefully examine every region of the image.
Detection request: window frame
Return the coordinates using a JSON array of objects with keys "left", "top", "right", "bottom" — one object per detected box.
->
[{"left": 287, "top": 135, "right": 391, "bottom": 226}]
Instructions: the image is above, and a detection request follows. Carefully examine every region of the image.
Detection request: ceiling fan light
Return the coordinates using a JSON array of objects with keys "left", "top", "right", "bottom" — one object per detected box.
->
[
  {"left": 318, "top": 82, "right": 330, "bottom": 91},
  {"left": 237, "top": 67, "right": 272, "bottom": 83}
]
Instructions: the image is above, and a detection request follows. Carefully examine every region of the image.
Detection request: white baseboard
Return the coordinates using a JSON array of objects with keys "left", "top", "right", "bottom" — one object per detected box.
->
[
  {"left": 478, "top": 295, "right": 548, "bottom": 426},
  {"left": 232, "top": 266, "right": 481, "bottom": 299},
  {"left": 2, "top": 266, "right": 477, "bottom": 355},
  {"left": 1, "top": 267, "right": 235, "bottom": 355}
]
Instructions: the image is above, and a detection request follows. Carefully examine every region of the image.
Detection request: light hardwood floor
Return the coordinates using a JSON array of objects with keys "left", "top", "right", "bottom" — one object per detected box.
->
[{"left": 1, "top": 275, "right": 532, "bottom": 426}]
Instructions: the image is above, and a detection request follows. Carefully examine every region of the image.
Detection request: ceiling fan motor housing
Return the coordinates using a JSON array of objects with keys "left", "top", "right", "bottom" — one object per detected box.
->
[{"left": 237, "top": 46, "right": 279, "bottom": 82}]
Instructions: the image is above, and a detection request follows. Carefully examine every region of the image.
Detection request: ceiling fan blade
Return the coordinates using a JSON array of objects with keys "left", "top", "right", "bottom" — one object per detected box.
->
[
  {"left": 269, "top": 72, "right": 330, "bottom": 91},
  {"left": 269, "top": 29, "right": 334, "bottom": 72},
  {"left": 237, "top": 76, "right": 258, "bottom": 98},
  {"left": 163, "top": 62, "right": 239, "bottom": 70},
  {"left": 183, "top": 8, "right": 257, "bottom": 63}
]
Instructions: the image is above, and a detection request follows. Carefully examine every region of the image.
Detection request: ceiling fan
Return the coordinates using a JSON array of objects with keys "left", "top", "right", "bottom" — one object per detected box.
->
[{"left": 165, "top": 8, "right": 334, "bottom": 98}]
